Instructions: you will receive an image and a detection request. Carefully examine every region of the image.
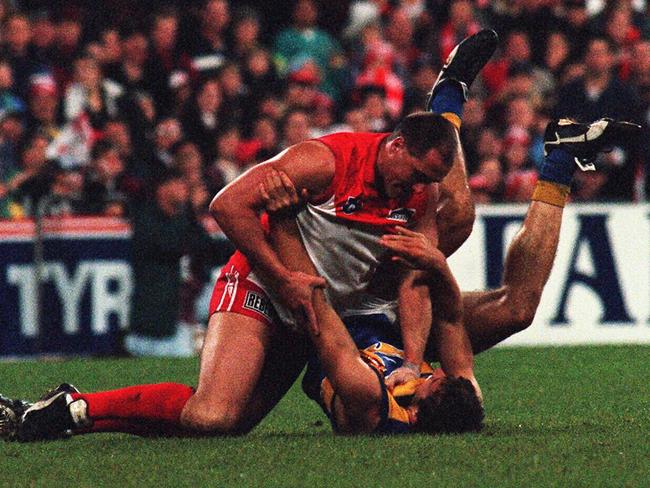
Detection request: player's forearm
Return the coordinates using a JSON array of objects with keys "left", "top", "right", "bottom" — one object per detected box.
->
[
  {"left": 398, "top": 271, "right": 433, "bottom": 365},
  {"left": 427, "top": 260, "right": 474, "bottom": 378},
  {"left": 210, "top": 196, "right": 288, "bottom": 285},
  {"left": 270, "top": 217, "right": 377, "bottom": 399},
  {"left": 434, "top": 318, "right": 474, "bottom": 378}
]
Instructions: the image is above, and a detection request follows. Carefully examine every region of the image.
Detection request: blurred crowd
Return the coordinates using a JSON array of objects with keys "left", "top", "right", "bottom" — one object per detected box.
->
[{"left": 0, "top": 0, "right": 649, "bottom": 221}]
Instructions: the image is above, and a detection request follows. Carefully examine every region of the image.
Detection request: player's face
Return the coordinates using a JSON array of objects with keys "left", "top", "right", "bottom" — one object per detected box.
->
[
  {"left": 412, "top": 373, "right": 446, "bottom": 404},
  {"left": 381, "top": 137, "right": 450, "bottom": 200}
]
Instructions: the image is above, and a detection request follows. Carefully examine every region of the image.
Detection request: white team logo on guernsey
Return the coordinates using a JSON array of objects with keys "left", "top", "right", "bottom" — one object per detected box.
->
[
  {"left": 342, "top": 196, "right": 363, "bottom": 214},
  {"left": 387, "top": 208, "right": 416, "bottom": 222},
  {"left": 217, "top": 266, "right": 239, "bottom": 312}
]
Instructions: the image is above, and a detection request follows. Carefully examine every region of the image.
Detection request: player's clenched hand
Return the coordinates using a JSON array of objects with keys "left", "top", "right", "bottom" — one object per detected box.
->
[
  {"left": 385, "top": 363, "right": 420, "bottom": 389},
  {"left": 259, "top": 169, "right": 308, "bottom": 214},
  {"left": 278, "top": 271, "right": 326, "bottom": 336},
  {"left": 379, "top": 226, "right": 447, "bottom": 271}
]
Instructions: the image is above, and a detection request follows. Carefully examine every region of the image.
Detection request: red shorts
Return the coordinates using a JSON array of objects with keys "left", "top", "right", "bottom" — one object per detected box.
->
[{"left": 209, "top": 252, "right": 277, "bottom": 327}]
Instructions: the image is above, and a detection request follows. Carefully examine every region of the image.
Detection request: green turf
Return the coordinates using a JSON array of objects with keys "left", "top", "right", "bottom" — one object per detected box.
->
[{"left": 1, "top": 346, "right": 648, "bottom": 488}]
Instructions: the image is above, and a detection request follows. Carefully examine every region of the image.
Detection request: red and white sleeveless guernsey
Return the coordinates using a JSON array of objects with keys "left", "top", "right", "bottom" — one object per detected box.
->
[{"left": 211, "top": 132, "right": 432, "bottom": 326}]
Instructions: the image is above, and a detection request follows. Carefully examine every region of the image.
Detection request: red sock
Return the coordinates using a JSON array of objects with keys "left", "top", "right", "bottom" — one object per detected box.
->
[{"left": 71, "top": 383, "right": 194, "bottom": 426}]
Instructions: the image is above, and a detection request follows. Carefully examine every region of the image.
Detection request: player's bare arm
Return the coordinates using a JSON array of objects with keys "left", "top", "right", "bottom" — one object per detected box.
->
[
  {"left": 380, "top": 223, "right": 479, "bottom": 396},
  {"left": 390, "top": 186, "right": 440, "bottom": 382},
  {"left": 209, "top": 141, "right": 334, "bottom": 326},
  {"left": 262, "top": 171, "right": 384, "bottom": 432}
]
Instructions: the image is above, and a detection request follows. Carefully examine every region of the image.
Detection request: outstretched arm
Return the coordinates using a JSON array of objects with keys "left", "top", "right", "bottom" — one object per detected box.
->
[
  {"left": 393, "top": 187, "right": 440, "bottom": 379},
  {"left": 380, "top": 226, "right": 479, "bottom": 397},
  {"left": 262, "top": 171, "right": 384, "bottom": 431}
]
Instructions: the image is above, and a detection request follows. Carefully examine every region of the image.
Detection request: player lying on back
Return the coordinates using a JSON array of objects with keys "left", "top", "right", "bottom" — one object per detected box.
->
[{"left": 261, "top": 170, "right": 483, "bottom": 434}]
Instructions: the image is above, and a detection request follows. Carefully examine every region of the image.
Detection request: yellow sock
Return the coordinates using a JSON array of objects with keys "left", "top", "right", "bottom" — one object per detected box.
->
[
  {"left": 441, "top": 112, "right": 462, "bottom": 131},
  {"left": 532, "top": 180, "right": 570, "bottom": 207}
]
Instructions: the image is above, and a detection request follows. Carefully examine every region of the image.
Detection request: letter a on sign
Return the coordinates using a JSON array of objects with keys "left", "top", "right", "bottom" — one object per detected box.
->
[{"left": 553, "top": 214, "right": 633, "bottom": 325}]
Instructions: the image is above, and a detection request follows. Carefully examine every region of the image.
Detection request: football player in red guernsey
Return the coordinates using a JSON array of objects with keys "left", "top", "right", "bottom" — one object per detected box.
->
[
  {"left": 3, "top": 110, "right": 638, "bottom": 439},
  {"left": 3, "top": 30, "right": 500, "bottom": 440}
]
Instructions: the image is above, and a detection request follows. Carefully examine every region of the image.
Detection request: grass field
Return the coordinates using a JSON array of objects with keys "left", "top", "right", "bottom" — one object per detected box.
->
[{"left": 1, "top": 345, "right": 648, "bottom": 488}]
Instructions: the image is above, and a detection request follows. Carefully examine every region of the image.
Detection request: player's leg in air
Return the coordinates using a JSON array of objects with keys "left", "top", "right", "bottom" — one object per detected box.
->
[
  {"left": 0, "top": 270, "right": 309, "bottom": 441},
  {"left": 459, "top": 118, "right": 640, "bottom": 353},
  {"left": 427, "top": 29, "right": 499, "bottom": 256}
]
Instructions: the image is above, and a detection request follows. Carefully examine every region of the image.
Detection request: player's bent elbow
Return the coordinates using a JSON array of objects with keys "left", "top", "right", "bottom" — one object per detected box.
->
[
  {"left": 208, "top": 194, "right": 229, "bottom": 225},
  {"left": 504, "top": 293, "right": 540, "bottom": 331}
]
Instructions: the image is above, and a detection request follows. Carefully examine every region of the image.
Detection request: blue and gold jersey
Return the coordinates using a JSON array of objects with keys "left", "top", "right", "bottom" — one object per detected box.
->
[{"left": 303, "top": 313, "right": 436, "bottom": 434}]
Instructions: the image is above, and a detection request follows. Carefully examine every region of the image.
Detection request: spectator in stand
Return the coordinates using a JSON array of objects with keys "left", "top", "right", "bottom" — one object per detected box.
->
[
  {"left": 173, "top": 140, "right": 210, "bottom": 219},
  {"left": 250, "top": 116, "right": 280, "bottom": 162},
  {"left": 358, "top": 85, "right": 392, "bottom": 132},
  {"left": 273, "top": 0, "right": 346, "bottom": 101},
  {"left": 280, "top": 108, "right": 311, "bottom": 149},
  {"left": 24, "top": 73, "right": 60, "bottom": 140},
  {"left": 482, "top": 30, "right": 534, "bottom": 100},
  {"left": 0, "top": 111, "right": 24, "bottom": 176},
  {"left": 542, "top": 31, "right": 573, "bottom": 88},
  {"left": 146, "top": 7, "right": 188, "bottom": 116},
  {"left": 29, "top": 10, "right": 56, "bottom": 67},
  {"left": 257, "top": 92, "right": 286, "bottom": 124},
  {"left": 0, "top": 58, "right": 25, "bottom": 115},
  {"left": 558, "top": 0, "right": 593, "bottom": 61},
  {"left": 64, "top": 55, "right": 124, "bottom": 130},
  {"left": 491, "top": 62, "right": 545, "bottom": 121},
  {"left": 603, "top": 5, "right": 642, "bottom": 80},
  {"left": 476, "top": 127, "right": 503, "bottom": 164},
  {"left": 162, "top": 70, "right": 190, "bottom": 118},
  {"left": 218, "top": 61, "right": 247, "bottom": 130},
  {"left": 337, "top": 107, "right": 372, "bottom": 133},
  {"left": 189, "top": 0, "right": 230, "bottom": 77},
  {"left": 180, "top": 77, "right": 222, "bottom": 161},
  {"left": 1, "top": 12, "right": 40, "bottom": 100},
  {"left": 384, "top": 6, "right": 418, "bottom": 76},
  {"left": 629, "top": 40, "right": 650, "bottom": 123},
  {"left": 125, "top": 168, "right": 228, "bottom": 357},
  {"left": 80, "top": 140, "right": 129, "bottom": 216},
  {"left": 285, "top": 60, "right": 328, "bottom": 112},
  {"left": 438, "top": 0, "right": 482, "bottom": 62},
  {"left": 355, "top": 39, "right": 404, "bottom": 119},
  {"left": 309, "top": 97, "right": 337, "bottom": 138},
  {"left": 206, "top": 125, "right": 241, "bottom": 193},
  {"left": 554, "top": 37, "right": 641, "bottom": 200},
  {"left": 41, "top": 163, "right": 84, "bottom": 217},
  {"left": 241, "top": 47, "right": 282, "bottom": 132},
  {"left": 105, "top": 29, "right": 149, "bottom": 95},
  {"left": 3, "top": 131, "right": 53, "bottom": 217},
  {"left": 468, "top": 157, "right": 504, "bottom": 204},
  {"left": 148, "top": 117, "right": 183, "bottom": 179},
  {"left": 402, "top": 57, "right": 436, "bottom": 116},
  {"left": 502, "top": 127, "right": 536, "bottom": 203},
  {"left": 229, "top": 6, "right": 263, "bottom": 63},
  {"left": 50, "top": 12, "right": 84, "bottom": 90},
  {"left": 103, "top": 117, "right": 145, "bottom": 198},
  {"left": 86, "top": 27, "right": 122, "bottom": 69}
]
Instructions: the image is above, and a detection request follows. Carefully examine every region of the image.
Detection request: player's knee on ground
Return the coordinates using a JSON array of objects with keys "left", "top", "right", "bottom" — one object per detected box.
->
[{"left": 180, "top": 394, "right": 248, "bottom": 435}]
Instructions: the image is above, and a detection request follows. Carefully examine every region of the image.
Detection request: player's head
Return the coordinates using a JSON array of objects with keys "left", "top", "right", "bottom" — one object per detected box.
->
[
  {"left": 411, "top": 375, "right": 484, "bottom": 434},
  {"left": 379, "top": 112, "right": 458, "bottom": 199}
]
